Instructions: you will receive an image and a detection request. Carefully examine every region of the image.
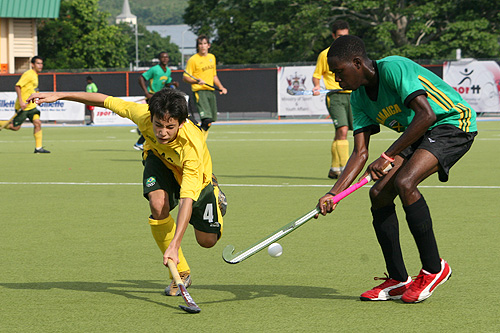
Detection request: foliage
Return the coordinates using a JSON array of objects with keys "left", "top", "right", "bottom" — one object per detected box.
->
[
  {"left": 38, "top": 0, "right": 130, "bottom": 69},
  {"left": 98, "top": 0, "right": 188, "bottom": 25},
  {"left": 184, "top": 0, "right": 500, "bottom": 64},
  {"left": 37, "top": 0, "right": 182, "bottom": 70}
]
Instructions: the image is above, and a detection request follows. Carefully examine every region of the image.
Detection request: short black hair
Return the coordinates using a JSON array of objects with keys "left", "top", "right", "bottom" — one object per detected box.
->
[
  {"left": 327, "top": 35, "right": 368, "bottom": 62},
  {"left": 31, "top": 56, "right": 43, "bottom": 64},
  {"left": 331, "top": 20, "right": 349, "bottom": 33},
  {"left": 86, "top": 76, "right": 93, "bottom": 81},
  {"left": 157, "top": 51, "right": 168, "bottom": 59},
  {"left": 148, "top": 88, "right": 188, "bottom": 124}
]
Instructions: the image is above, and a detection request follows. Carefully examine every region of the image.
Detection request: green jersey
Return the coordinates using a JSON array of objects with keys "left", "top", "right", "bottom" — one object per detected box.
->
[
  {"left": 142, "top": 64, "right": 173, "bottom": 94},
  {"left": 351, "top": 56, "right": 477, "bottom": 134},
  {"left": 86, "top": 82, "right": 98, "bottom": 93}
]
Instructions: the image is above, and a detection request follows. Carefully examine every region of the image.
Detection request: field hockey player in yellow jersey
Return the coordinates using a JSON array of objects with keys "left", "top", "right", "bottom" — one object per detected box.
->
[
  {"left": 27, "top": 88, "right": 228, "bottom": 297},
  {"left": 183, "top": 35, "right": 227, "bottom": 139},
  {"left": 312, "top": 20, "right": 353, "bottom": 179},
  {"left": 0, "top": 56, "right": 50, "bottom": 153}
]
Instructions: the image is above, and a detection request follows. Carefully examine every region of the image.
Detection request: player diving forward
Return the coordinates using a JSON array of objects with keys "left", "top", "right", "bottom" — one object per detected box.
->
[{"left": 27, "top": 89, "right": 227, "bottom": 296}]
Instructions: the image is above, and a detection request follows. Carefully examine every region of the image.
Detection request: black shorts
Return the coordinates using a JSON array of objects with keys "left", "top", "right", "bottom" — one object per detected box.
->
[
  {"left": 142, "top": 151, "right": 222, "bottom": 236},
  {"left": 13, "top": 108, "right": 40, "bottom": 127},
  {"left": 399, "top": 125, "right": 477, "bottom": 182}
]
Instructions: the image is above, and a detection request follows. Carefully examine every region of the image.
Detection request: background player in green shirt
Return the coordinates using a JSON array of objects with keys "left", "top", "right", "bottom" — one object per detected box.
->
[
  {"left": 85, "top": 76, "right": 98, "bottom": 125},
  {"left": 317, "top": 35, "right": 477, "bottom": 303},
  {"left": 135, "top": 51, "right": 178, "bottom": 150}
]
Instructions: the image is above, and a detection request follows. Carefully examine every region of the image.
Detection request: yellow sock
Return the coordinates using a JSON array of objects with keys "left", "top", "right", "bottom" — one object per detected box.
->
[
  {"left": 337, "top": 140, "right": 349, "bottom": 168},
  {"left": 0, "top": 120, "right": 9, "bottom": 128},
  {"left": 331, "top": 141, "right": 340, "bottom": 169},
  {"left": 34, "top": 130, "right": 43, "bottom": 148},
  {"left": 149, "top": 215, "right": 190, "bottom": 277}
]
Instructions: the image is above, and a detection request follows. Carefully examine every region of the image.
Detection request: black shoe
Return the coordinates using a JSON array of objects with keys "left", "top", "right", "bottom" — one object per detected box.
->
[
  {"left": 34, "top": 147, "right": 51, "bottom": 154},
  {"left": 328, "top": 169, "right": 340, "bottom": 179}
]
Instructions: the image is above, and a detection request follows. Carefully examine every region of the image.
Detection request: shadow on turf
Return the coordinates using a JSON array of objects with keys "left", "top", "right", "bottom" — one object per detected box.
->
[
  {"left": 193, "top": 284, "right": 358, "bottom": 304},
  {"left": 0, "top": 280, "right": 358, "bottom": 306},
  {"left": 0, "top": 280, "right": 185, "bottom": 312}
]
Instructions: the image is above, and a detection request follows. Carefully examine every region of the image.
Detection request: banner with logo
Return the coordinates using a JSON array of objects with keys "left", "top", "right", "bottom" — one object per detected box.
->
[
  {"left": 92, "top": 96, "right": 146, "bottom": 126},
  {"left": 0, "top": 92, "right": 84, "bottom": 121},
  {"left": 443, "top": 60, "right": 500, "bottom": 113},
  {"left": 277, "top": 66, "right": 329, "bottom": 116}
]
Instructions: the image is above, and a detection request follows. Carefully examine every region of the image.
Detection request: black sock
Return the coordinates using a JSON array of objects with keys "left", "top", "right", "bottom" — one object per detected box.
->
[
  {"left": 404, "top": 196, "right": 441, "bottom": 273},
  {"left": 371, "top": 204, "right": 408, "bottom": 282},
  {"left": 137, "top": 135, "right": 145, "bottom": 145}
]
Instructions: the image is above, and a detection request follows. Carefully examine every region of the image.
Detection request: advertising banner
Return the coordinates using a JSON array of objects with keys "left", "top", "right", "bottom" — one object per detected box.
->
[
  {"left": 443, "top": 60, "right": 500, "bottom": 113},
  {"left": 277, "top": 66, "right": 328, "bottom": 116},
  {"left": 0, "top": 92, "right": 84, "bottom": 121},
  {"left": 92, "top": 97, "right": 146, "bottom": 126}
]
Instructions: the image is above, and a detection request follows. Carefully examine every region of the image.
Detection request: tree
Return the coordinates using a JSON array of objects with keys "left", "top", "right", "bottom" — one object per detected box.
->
[
  {"left": 184, "top": 0, "right": 500, "bottom": 64},
  {"left": 119, "top": 23, "right": 182, "bottom": 66},
  {"left": 38, "top": 0, "right": 130, "bottom": 70}
]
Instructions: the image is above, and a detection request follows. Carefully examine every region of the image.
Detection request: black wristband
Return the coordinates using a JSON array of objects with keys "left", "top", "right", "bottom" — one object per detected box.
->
[{"left": 326, "top": 192, "right": 336, "bottom": 197}]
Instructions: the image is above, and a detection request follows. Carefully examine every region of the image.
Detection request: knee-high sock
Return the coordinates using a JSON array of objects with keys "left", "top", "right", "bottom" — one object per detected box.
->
[
  {"left": 404, "top": 196, "right": 441, "bottom": 273},
  {"left": 336, "top": 139, "right": 349, "bottom": 168},
  {"left": 371, "top": 204, "right": 408, "bottom": 282},
  {"left": 149, "top": 215, "right": 190, "bottom": 277},
  {"left": 0, "top": 120, "right": 9, "bottom": 128},
  {"left": 330, "top": 141, "right": 339, "bottom": 169},
  {"left": 34, "top": 130, "right": 43, "bottom": 148}
]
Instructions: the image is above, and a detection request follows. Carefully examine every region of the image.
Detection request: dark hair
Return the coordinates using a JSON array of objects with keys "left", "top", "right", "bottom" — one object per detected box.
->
[
  {"left": 157, "top": 51, "right": 168, "bottom": 59},
  {"left": 327, "top": 35, "right": 368, "bottom": 62},
  {"left": 31, "top": 56, "right": 43, "bottom": 64},
  {"left": 86, "top": 76, "right": 93, "bottom": 81},
  {"left": 331, "top": 20, "right": 349, "bottom": 34},
  {"left": 148, "top": 88, "right": 188, "bottom": 124},
  {"left": 196, "top": 34, "right": 210, "bottom": 51}
]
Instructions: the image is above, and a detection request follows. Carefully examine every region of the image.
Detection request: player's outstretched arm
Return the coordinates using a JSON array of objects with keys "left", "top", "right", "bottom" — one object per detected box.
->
[{"left": 27, "top": 92, "right": 108, "bottom": 108}]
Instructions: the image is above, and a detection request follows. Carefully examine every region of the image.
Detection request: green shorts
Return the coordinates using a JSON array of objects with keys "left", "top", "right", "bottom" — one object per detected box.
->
[
  {"left": 326, "top": 92, "right": 353, "bottom": 130},
  {"left": 194, "top": 90, "right": 218, "bottom": 121},
  {"left": 13, "top": 108, "right": 40, "bottom": 127},
  {"left": 142, "top": 151, "right": 222, "bottom": 236}
]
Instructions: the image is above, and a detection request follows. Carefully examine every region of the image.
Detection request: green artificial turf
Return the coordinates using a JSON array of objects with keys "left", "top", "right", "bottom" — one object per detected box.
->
[{"left": 1, "top": 121, "right": 499, "bottom": 332}]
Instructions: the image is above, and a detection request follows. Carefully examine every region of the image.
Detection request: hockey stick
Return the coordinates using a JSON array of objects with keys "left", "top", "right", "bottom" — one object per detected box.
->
[
  {"left": 286, "top": 88, "right": 343, "bottom": 96},
  {"left": 222, "top": 165, "right": 392, "bottom": 264},
  {"left": 0, "top": 112, "right": 17, "bottom": 130},
  {"left": 183, "top": 71, "right": 222, "bottom": 92},
  {"left": 167, "top": 259, "right": 201, "bottom": 314}
]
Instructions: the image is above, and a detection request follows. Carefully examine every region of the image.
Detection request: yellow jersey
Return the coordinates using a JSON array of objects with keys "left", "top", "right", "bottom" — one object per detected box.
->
[
  {"left": 15, "top": 69, "right": 39, "bottom": 111},
  {"left": 104, "top": 96, "right": 212, "bottom": 201},
  {"left": 184, "top": 53, "right": 217, "bottom": 92},
  {"left": 312, "top": 47, "right": 351, "bottom": 93}
]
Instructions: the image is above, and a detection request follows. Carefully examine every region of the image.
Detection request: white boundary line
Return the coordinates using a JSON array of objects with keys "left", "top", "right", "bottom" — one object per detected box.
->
[{"left": 0, "top": 182, "right": 498, "bottom": 189}]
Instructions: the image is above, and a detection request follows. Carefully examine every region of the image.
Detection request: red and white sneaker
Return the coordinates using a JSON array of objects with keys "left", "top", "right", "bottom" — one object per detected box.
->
[
  {"left": 360, "top": 273, "right": 412, "bottom": 301},
  {"left": 401, "top": 259, "right": 452, "bottom": 303}
]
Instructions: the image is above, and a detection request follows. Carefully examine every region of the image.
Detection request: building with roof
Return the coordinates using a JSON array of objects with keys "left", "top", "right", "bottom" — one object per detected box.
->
[{"left": 0, "top": 0, "right": 60, "bottom": 74}]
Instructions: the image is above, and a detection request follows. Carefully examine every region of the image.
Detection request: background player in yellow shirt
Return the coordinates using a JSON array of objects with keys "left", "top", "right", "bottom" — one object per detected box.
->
[
  {"left": 183, "top": 35, "right": 227, "bottom": 138},
  {"left": 27, "top": 88, "right": 227, "bottom": 296},
  {"left": 0, "top": 56, "right": 50, "bottom": 153},
  {"left": 312, "top": 21, "right": 352, "bottom": 179}
]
